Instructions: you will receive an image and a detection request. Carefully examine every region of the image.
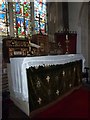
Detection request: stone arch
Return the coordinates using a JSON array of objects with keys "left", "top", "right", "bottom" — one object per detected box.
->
[{"left": 77, "top": 2, "right": 86, "bottom": 26}]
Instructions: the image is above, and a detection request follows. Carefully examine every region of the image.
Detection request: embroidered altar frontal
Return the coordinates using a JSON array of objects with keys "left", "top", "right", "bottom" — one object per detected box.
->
[{"left": 27, "top": 60, "right": 82, "bottom": 112}]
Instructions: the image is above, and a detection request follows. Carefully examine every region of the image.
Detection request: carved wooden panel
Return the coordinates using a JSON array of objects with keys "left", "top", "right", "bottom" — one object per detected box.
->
[
  {"left": 31, "top": 34, "right": 49, "bottom": 55},
  {"left": 3, "top": 37, "right": 30, "bottom": 62}
]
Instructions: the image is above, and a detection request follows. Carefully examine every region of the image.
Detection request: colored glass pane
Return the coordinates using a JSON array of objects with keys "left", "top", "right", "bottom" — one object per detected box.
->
[
  {"left": 0, "top": 1, "right": 9, "bottom": 36},
  {"left": 34, "top": 0, "right": 47, "bottom": 34},
  {"left": 13, "top": 2, "right": 31, "bottom": 38}
]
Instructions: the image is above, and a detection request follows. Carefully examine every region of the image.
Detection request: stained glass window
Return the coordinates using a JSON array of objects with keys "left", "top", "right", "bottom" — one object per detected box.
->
[
  {"left": 34, "top": 0, "right": 47, "bottom": 34},
  {"left": 1, "top": 0, "right": 47, "bottom": 37},
  {"left": 0, "top": 1, "right": 9, "bottom": 36},
  {"left": 13, "top": 1, "right": 31, "bottom": 38}
]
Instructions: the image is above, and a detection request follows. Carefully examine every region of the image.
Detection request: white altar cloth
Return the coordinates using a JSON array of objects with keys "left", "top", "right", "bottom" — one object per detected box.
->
[{"left": 10, "top": 54, "right": 85, "bottom": 102}]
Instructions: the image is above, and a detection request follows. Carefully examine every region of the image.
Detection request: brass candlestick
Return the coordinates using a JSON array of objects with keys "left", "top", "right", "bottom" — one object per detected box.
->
[{"left": 65, "top": 34, "right": 69, "bottom": 54}]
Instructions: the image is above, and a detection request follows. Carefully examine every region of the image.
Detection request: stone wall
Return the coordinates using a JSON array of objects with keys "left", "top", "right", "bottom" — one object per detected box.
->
[
  {"left": 47, "top": 2, "right": 63, "bottom": 42},
  {"left": 88, "top": 2, "right": 90, "bottom": 80},
  {"left": 68, "top": 2, "right": 89, "bottom": 68}
]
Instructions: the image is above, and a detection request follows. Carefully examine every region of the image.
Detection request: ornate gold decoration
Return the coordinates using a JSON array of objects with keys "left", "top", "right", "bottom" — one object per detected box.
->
[
  {"left": 74, "top": 67, "right": 76, "bottom": 72},
  {"left": 69, "top": 84, "right": 72, "bottom": 87},
  {"left": 63, "top": 71, "right": 65, "bottom": 76},
  {"left": 46, "top": 76, "right": 50, "bottom": 83},
  {"left": 56, "top": 90, "right": 59, "bottom": 95},
  {"left": 65, "top": 34, "right": 69, "bottom": 54},
  {"left": 36, "top": 81, "right": 41, "bottom": 88},
  {"left": 37, "top": 97, "right": 42, "bottom": 104}
]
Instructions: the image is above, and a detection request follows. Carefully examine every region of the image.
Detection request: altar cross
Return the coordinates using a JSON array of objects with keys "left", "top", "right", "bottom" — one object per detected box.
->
[
  {"left": 16, "top": 17, "right": 18, "bottom": 38},
  {"left": 46, "top": 76, "right": 50, "bottom": 83},
  {"left": 37, "top": 97, "right": 42, "bottom": 104},
  {"left": 36, "top": 14, "right": 42, "bottom": 34}
]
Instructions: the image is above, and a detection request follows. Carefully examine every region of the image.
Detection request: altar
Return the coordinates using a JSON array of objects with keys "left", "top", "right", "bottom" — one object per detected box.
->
[{"left": 8, "top": 54, "right": 85, "bottom": 116}]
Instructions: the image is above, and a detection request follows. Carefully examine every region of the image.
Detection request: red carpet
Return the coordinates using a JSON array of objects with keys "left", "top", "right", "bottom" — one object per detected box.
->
[{"left": 32, "top": 87, "right": 90, "bottom": 119}]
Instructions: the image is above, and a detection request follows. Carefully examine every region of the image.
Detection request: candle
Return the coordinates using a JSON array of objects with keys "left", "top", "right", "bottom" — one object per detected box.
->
[{"left": 66, "top": 35, "right": 68, "bottom": 40}]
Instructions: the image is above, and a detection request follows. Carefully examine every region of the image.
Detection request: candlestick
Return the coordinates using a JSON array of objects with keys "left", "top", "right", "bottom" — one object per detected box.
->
[
  {"left": 66, "top": 34, "right": 68, "bottom": 40},
  {"left": 65, "top": 34, "right": 69, "bottom": 54}
]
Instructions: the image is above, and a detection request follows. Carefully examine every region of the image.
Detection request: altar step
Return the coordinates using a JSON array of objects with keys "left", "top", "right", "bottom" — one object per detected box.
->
[
  {"left": 8, "top": 102, "right": 29, "bottom": 120},
  {"left": 32, "top": 85, "right": 90, "bottom": 119},
  {"left": 4, "top": 86, "right": 90, "bottom": 120}
]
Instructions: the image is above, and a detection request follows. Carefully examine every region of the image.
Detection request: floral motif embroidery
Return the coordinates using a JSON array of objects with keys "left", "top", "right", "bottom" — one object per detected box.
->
[
  {"left": 46, "top": 76, "right": 50, "bottom": 83},
  {"left": 74, "top": 67, "right": 76, "bottom": 72},
  {"left": 69, "top": 84, "right": 72, "bottom": 87},
  {"left": 63, "top": 71, "right": 65, "bottom": 76},
  {"left": 56, "top": 90, "right": 59, "bottom": 95},
  {"left": 36, "top": 81, "right": 41, "bottom": 88},
  {"left": 37, "top": 97, "right": 42, "bottom": 104}
]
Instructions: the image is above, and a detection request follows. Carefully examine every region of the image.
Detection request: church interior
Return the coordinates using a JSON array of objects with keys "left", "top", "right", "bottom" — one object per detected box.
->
[{"left": 0, "top": 1, "right": 90, "bottom": 119}]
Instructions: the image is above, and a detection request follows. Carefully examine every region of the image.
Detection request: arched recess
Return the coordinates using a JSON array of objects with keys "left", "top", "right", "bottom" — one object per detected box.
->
[
  {"left": 77, "top": 2, "right": 89, "bottom": 67},
  {"left": 77, "top": 2, "right": 85, "bottom": 26}
]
